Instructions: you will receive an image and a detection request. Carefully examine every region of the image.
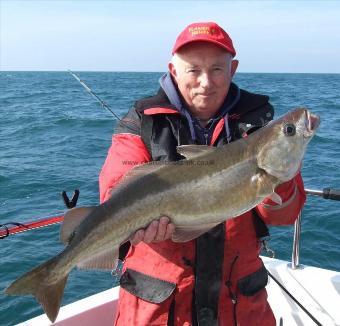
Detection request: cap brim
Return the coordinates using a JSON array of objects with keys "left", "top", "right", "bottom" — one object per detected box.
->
[{"left": 173, "top": 38, "right": 236, "bottom": 57}]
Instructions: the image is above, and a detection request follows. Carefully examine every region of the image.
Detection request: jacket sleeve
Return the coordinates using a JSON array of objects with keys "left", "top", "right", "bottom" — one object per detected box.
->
[
  {"left": 99, "top": 133, "right": 151, "bottom": 203},
  {"left": 255, "top": 172, "right": 306, "bottom": 225}
]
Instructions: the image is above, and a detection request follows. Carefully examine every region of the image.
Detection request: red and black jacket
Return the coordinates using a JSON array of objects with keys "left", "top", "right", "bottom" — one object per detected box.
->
[{"left": 99, "top": 86, "right": 305, "bottom": 326}]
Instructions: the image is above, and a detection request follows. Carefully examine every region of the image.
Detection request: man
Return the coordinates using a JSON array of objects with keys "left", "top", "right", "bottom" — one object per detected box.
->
[{"left": 99, "top": 22, "right": 306, "bottom": 326}]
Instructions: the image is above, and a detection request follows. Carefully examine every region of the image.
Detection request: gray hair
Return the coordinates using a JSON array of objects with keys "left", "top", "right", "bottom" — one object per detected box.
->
[{"left": 171, "top": 51, "right": 233, "bottom": 70}]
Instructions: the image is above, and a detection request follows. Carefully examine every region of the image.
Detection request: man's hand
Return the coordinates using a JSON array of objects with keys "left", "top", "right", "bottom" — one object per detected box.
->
[{"left": 130, "top": 216, "right": 175, "bottom": 245}]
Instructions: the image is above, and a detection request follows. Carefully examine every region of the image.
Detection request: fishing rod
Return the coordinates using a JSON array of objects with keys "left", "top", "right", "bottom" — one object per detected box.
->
[
  {"left": 1, "top": 187, "right": 339, "bottom": 240},
  {"left": 0, "top": 216, "right": 64, "bottom": 239},
  {"left": 0, "top": 190, "right": 79, "bottom": 239},
  {"left": 67, "top": 70, "right": 122, "bottom": 121},
  {"left": 2, "top": 73, "right": 137, "bottom": 240}
]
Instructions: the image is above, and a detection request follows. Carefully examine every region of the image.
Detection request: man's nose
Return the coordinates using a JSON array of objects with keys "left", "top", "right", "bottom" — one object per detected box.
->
[{"left": 199, "top": 72, "right": 211, "bottom": 88}]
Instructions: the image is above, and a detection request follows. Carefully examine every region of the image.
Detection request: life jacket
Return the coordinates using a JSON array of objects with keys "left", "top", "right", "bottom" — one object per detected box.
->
[{"left": 114, "top": 87, "right": 277, "bottom": 326}]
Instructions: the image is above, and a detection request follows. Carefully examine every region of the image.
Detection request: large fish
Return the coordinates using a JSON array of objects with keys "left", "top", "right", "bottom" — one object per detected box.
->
[{"left": 5, "top": 108, "right": 319, "bottom": 322}]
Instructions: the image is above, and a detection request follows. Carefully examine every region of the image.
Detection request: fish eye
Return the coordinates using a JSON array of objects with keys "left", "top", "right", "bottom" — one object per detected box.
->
[{"left": 283, "top": 123, "right": 296, "bottom": 136}]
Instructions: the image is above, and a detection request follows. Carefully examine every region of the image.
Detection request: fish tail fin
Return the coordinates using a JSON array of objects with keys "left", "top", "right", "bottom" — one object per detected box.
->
[{"left": 5, "top": 258, "right": 68, "bottom": 323}]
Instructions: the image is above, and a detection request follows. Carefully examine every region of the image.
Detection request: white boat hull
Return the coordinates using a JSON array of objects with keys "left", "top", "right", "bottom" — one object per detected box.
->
[{"left": 17, "top": 257, "right": 340, "bottom": 326}]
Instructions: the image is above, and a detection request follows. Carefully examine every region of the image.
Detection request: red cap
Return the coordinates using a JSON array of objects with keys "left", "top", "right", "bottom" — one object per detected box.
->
[{"left": 172, "top": 22, "right": 236, "bottom": 56}]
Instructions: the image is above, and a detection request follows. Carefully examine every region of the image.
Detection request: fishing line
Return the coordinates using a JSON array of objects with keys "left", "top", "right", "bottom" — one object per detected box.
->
[
  {"left": 267, "top": 270, "right": 322, "bottom": 326},
  {"left": 67, "top": 70, "right": 122, "bottom": 121}
]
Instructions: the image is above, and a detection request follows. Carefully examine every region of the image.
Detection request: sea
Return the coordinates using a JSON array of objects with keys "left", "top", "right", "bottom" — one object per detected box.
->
[{"left": 0, "top": 71, "right": 339, "bottom": 325}]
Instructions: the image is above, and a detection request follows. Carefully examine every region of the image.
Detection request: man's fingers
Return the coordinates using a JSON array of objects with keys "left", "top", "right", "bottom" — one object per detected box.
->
[
  {"left": 130, "top": 229, "right": 145, "bottom": 245},
  {"left": 130, "top": 217, "right": 174, "bottom": 245},
  {"left": 154, "top": 216, "right": 171, "bottom": 241},
  {"left": 164, "top": 222, "right": 175, "bottom": 240},
  {"left": 143, "top": 220, "right": 159, "bottom": 243}
]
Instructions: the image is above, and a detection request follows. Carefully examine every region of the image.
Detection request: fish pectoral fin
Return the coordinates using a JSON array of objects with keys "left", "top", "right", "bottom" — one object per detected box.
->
[
  {"left": 60, "top": 206, "right": 96, "bottom": 245},
  {"left": 267, "top": 192, "right": 283, "bottom": 205},
  {"left": 172, "top": 223, "right": 220, "bottom": 242},
  {"left": 77, "top": 248, "right": 119, "bottom": 270},
  {"left": 176, "top": 145, "right": 217, "bottom": 159},
  {"left": 253, "top": 170, "right": 280, "bottom": 202}
]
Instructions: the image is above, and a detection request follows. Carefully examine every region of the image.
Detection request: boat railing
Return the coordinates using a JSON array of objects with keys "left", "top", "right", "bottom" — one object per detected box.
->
[{"left": 291, "top": 188, "right": 340, "bottom": 270}]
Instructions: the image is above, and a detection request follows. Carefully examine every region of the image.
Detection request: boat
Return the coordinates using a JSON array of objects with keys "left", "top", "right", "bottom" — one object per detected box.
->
[
  {"left": 10, "top": 188, "right": 340, "bottom": 326},
  {"left": 16, "top": 257, "right": 340, "bottom": 326}
]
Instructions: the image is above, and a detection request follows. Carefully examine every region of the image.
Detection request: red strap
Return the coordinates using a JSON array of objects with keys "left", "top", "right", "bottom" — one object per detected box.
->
[
  {"left": 144, "top": 107, "right": 180, "bottom": 115},
  {"left": 210, "top": 118, "right": 225, "bottom": 145}
]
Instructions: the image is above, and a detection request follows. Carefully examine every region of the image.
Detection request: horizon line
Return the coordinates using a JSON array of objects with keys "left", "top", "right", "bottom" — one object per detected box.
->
[{"left": 1, "top": 70, "right": 340, "bottom": 75}]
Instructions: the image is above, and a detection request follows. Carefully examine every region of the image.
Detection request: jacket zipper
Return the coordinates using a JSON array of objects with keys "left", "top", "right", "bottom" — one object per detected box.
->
[
  {"left": 204, "top": 132, "right": 209, "bottom": 145},
  {"left": 225, "top": 255, "right": 239, "bottom": 326}
]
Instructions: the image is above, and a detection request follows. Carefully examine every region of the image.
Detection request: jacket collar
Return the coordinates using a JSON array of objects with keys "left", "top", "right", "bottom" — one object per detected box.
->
[{"left": 159, "top": 72, "right": 240, "bottom": 142}]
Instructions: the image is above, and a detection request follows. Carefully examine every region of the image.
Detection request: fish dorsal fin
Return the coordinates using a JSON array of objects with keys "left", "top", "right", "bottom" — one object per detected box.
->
[
  {"left": 110, "top": 162, "right": 166, "bottom": 195},
  {"left": 172, "top": 222, "right": 220, "bottom": 242},
  {"left": 77, "top": 247, "right": 119, "bottom": 270},
  {"left": 122, "top": 162, "right": 163, "bottom": 182},
  {"left": 176, "top": 145, "right": 217, "bottom": 159},
  {"left": 60, "top": 207, "right": 95, "bottom": 245}
]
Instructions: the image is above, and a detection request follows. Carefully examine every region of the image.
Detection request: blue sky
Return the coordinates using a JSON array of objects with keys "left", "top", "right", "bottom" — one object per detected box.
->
[{"left": 1, "top": 0, "right": 340, "bottom": 73}]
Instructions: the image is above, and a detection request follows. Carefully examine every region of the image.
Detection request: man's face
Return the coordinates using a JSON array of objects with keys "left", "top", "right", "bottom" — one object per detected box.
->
[{"left": 169, "top": 42, "right": 238, "bottom": 120}]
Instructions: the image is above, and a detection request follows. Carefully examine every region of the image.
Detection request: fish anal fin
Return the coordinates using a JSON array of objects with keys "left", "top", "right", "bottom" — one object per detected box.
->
[
  {"left": 176, "top": 145, "right": 217, "bottom": 159},
  {"left": 77, "top": 248, "right": 119, "bottom": 270},
  {"left": 172, "top": 223, "right": 220, "bottom": 242},
  {"left": 60, "top": 207, "right": 95, "bottom": 245}
]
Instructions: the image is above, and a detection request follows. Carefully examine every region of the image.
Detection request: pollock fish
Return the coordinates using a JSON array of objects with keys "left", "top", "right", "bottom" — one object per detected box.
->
[{"left": 5, "top": 108, "right": 320, "bottom": 322}]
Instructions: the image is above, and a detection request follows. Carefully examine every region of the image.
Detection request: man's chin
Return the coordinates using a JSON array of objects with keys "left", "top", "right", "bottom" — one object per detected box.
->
[{"left": 193, "top": 103, "right": 218, "bottom": 116}]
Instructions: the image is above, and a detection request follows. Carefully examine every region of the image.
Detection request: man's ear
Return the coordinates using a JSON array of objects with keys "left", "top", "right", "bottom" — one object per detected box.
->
[
  {"left": 168, "top": 62, "right": 177, "bottom": 81},
  {"left": 231, "top": 60, "right": 239, "bottom": 77}
]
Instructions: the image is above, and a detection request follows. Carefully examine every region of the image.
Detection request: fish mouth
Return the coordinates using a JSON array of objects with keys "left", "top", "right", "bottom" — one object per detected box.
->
[{"left": 304, "top": 109, "right": 320, "bottom": 137}]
